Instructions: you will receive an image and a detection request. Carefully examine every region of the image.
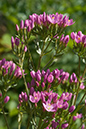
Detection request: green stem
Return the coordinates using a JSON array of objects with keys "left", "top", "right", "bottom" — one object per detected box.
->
[
  {"left": 18, "top": 112, "right": 23, "bottom": 129},
  {"left": 82, "top": 64, "right": 86, "bottom": 79},
  {"left": 26, "top": 117, "right": 30, "bottom": 129},
  {"left": 21, "top": 68, "right": 29, "bottom": 95},
  {"left": 42, "top": 56, "right": 54, "bottom": 70},
  {"left": 26, "top": 44, "right": 35, "bottom": 71},
  {"left": 78, "top": 92, "right": 86, "bottom": 105},
  {"left": 74, "top": 56, "right": 81, "bottom": 105},
  {"left": 74, "top": 83, "right": 80, "bottom": 105},
  {"left": 37, "top": 118, "right": 42, "bottom": 129},
  {"left": 38, "top": 40, "right": 46, "bottom": 69},
  {"left": 78, "top": 56, "right": 80, "bottom": 78},
  {"left": 1, "top": 104, "right": 10, "bottom": 129},
  {"left": 44, "top": 38, "right": 52, "bottom": 52}
]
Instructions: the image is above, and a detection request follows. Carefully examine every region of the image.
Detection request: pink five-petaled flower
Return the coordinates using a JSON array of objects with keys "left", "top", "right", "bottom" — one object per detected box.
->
[
  {"left": 29, "top": 91, "right": 41, "bottom": 103},
  {"left": 43, "top": 101, "right": 57, "bottom": 112}
]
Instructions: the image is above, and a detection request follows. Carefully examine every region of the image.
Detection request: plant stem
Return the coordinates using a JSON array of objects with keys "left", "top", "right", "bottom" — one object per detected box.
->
[
  {"left": 26, "top": 44, "right": 35, "bottom": 71},
  {"left": 21, "top": 68, "right": 29, "bottom": 95},
  {"left": 18, "top": 112, "right": 23, "bottom": 129},
  {"left": 38, "top": 40, "right": 46, "bottom": 69},
  {"left": 26, "top": 117, "right": 30, "bottom": 129},
  {"left": 78, "top": 56, "right": 80, "bottom": 78},
  {"left": 74, "top": 56, "right": 81, "bottom": 105},
  {"left": 37, "top": 118, "right": 42, "bottom": 129},
  {"left": 1, "top": 104, "right": 10, "bottom": 129},
  {"left": 82, "top": 64, "right": 86, "bottom": 79},
  {"left": 78, "top": 92, "right": 86, "bottom": 105}
]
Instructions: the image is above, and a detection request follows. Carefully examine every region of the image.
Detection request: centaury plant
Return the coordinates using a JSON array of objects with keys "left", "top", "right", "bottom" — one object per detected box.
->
[{"left": 0, "top": 12, "right": 86, "bottom": 129}]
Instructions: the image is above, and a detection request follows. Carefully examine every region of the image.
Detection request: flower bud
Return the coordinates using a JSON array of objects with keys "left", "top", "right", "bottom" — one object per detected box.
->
[
  {"left": 27, "top": 82, "right": 31, "bottom": 89},
  {"left": 11, "top": 36, "right": 15, "bottom": 49},
  {"left": 30, "top": 87, "right": 34, "bottom": 95},
  {"left": 63, "top": 101, "right": 69, "bottom": 110},
  {"left": 63, "top": 35, "right": 69, "bottom": 44},
  {"left": 30, "top": 70, "right": 36, "bottom": 78},
  {"left": 16, "top": 24, "right": 19, "bottom": 31},
  {"left": 1, "top": 58, "right": 6, "bottom": 65},
  {"left": 0, "top": 93, "right": 2, "bottom": 97},
  {"left": 20, "top": 20, "right": 24, "bottom": 29},
  {"left": 15, "top": 37, "right": 20, "bottom": 46},
  {"left": 81, "top": 124, "right": 85, "bottom": 129},
  {"left": 69, "top": 105, "right": 75, "bottom": 113},
  {"left": 61, "top": 123, "right": 69, "bottom": 128},
  {"left": 70, "top": 32, "right": 76, "bottom": 40},
  {"left": 24, "top": 46, "right": 27, "bottom": 52},
  {"left": 4, "top": 96, "right": 10, "bottom": 103}
]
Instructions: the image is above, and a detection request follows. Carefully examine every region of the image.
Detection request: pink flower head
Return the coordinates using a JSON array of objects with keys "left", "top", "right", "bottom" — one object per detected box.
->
[
  {"left": 43, "top": 102, "right": 57, "bottom": 112},
  {"left": 29, "top": 91, "right": 41, "bottom": 103}
]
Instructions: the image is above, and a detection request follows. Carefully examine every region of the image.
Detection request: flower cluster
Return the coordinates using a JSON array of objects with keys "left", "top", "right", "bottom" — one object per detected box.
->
[
  {"left": 29, "top": 69, "right": 69, "bottom": 91},
  {"left": 0, "top": 58, "right": 24, "bottom": 78},
  {"left": 16, "top": 12, "right": 74, "bottom": 33},
  {"left": 71, "top": 31, "right": 86, "bottom": 57}
]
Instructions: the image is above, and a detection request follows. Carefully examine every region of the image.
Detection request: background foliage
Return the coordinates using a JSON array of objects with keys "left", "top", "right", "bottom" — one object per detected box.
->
[{"left": 0, "top": 0, "right": 86, "bottom": 128}]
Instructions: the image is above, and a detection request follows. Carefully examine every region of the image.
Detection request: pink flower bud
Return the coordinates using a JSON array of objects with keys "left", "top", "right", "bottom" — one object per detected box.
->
[
  {"left": 69, "top": 105, "right": 75, "bottom": 113},
  {"left": 11, "top": 36, "right": 15, "bottom": 48},
  {"left": 71, "top": 32, "right": 76, "bottom": 40},
  {"left": 16, "top": 24, "right": 19, "bottom": 31},
  {"left": 61, "top": 123, "right": 69, "bottom": 128},
  {"left": 81, "top": 124, "right": 85, "bottom": 129},
  {"left": 4, "top": 96, "right": 10, "bottom": 103},
  {"left": 20, "top": 20, "right": 24, "bottom": 29},
  {"left": 24, "top": 46, "right": 27, "bottom": 52},
  {"left": 15, "top": 37, "right": 20, "bottom": 46},
  {"left": 0, "top": 93, "right": 2, "bottom": 97}
]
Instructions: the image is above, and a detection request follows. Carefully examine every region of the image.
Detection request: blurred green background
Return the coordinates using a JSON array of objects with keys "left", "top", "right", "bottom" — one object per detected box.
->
[{"left": 0, "top": 0, "right": 86, "bottom": 128}]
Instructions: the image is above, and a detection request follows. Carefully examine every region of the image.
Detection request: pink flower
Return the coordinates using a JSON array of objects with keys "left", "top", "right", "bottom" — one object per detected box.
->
[
  {"left": 43, "top": 102, "right": 57, "bottom": 112},
  {"left": 29, "top": 91, "right": 41, "bottom": 103},
  {"left": 47, "top": 74, "right": 54, "bottom": 83},
  {"left": 68, "top": 105, "right": 75, "bottom": 113},
  {"left": 80, "top": 83, "right": 85, "bottom": 89}
]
